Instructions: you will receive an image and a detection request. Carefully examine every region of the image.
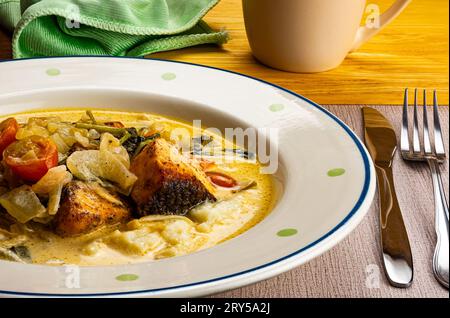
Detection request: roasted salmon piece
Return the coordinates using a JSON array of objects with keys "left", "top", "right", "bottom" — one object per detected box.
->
[
  {"left": 53, "top": 181, "right": 131, "bottom": 237},
  {"left": 130, "top": 139, "right": 216, "bottom": 216}
]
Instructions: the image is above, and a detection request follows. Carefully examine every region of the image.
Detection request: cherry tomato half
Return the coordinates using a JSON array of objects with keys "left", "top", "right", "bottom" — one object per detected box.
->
[
  {"left": 0, "top": 118, "right": 19, "bottom": 159},
  {"left": 206, "top": 171, "right": 238, "bottom": 188},
  {"left": 4, "top": 136, "right": 58, "bottom": 182}
]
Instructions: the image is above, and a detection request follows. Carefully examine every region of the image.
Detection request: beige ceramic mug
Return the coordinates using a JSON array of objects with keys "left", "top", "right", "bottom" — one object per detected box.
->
[{"left": 243, "top": 0, "right": 412, "bottom": 73}]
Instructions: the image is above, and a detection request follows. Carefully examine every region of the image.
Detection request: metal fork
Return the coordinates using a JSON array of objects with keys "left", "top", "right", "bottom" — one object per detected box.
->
[{"left": 401, "top": 88, "right": 449, "bottom": 289}]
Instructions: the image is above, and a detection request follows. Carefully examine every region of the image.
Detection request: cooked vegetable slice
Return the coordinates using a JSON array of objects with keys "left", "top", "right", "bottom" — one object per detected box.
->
[
  {"left": 0, "top": 247, "right": 27, "bottom": 263},
  {"left": 0, "top": 229, "right": 28, "bottom": 248},
  {"left": 100, "top": 133, "right": 130, "bottom": 168},
  {"left": 0, "top": 118, "right": 19, "bottom": 159},
  {"left": 74, "top": 131, "right": 90, "bottom": 148},
  {"left": 47, "top": 186, "right": 64, "bottom": 215},
  {"left": 86, "top": 110, "right": 97, "bottom": 124},
  {"left": 47, "top": 121, "right": 92, "bottom": 150},
  {"left": 50, "top": 133, "right": 70, "bottom": 153},
  {"left": 98, "top": 150, "right": 137, "bottom": 194},
  {"left": 0, "top": 231, "right": 31, "bottom": 263},
  {"left": 0, "top": 185, "right": 46, "bottom": 223},
  {"left": 32, "top": 165, "right": 73, "bottom": 215},
  {"left": 66, "top": 134, "right": 137, "bottom": 193},
  {"left": 11, "top": 245, "right": 32, "bottom": 263},
  {"left": 231, "top": 180, "right": 257, "bottom": 193},
  {"left": 15, "top": 125, "right": 49, "bottom": 140},
  {"left": 3, "top": 136, "right": 58, "bottom": 182},
  {"left": 138, "top": 215, "right": 195, "bottom": 225},
  {"left": 32, "top": 165, "right": 72, "bottom": 194},
  {"left": 66, "top": 150, "right": 102, "bottom": 182},
  {"left": 75, "top": 124, "right": 159, "bottom": 156}
]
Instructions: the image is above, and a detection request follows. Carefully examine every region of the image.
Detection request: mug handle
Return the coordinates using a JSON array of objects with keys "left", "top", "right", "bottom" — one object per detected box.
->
[{"left": 351, "top": 0, "right": 412, "bottom": 51}]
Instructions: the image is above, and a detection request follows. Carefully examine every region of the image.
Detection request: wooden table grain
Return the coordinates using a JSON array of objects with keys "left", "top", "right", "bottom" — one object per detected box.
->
[
  {"left": 213, "top": 105, "right": 449, "bottom": 298},
  {"left": 0, "top": 0, "right": 448, "bottom": 104},
  {"left": 158, "top": 0, "right": 450, "bottom": 105}
]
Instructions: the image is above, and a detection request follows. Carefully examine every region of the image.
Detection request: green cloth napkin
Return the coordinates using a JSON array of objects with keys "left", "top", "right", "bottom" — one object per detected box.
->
[{"left": 0, "top": 0, "right": 228, "bottom": 59}]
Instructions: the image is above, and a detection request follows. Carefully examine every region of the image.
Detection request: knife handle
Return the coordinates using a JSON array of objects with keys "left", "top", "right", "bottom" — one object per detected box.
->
[{"left": 375, "top": 164, "right": 414, "bottom": 288}]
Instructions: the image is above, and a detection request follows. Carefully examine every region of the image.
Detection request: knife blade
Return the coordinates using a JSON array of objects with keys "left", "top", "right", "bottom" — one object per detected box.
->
[{"left": 362, "top": 107, "right": 414, "bottom": 288}]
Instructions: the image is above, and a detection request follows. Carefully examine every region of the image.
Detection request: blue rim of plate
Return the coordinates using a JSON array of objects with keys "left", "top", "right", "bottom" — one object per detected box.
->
[{"left": 0, "top": 56, "right": 372, "bottom": 297}]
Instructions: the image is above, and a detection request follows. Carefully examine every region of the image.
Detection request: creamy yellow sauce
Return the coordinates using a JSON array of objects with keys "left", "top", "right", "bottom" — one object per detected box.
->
[{"left": 0, "top": 110, "right": 274, "bottom": 266}]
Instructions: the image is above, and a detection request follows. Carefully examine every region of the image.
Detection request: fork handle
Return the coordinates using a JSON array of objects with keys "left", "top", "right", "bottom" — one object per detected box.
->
[
  {"left": 427, "top": 158, "right": 449, "bottom": 289},
  {"left": 375, "top": 164, "right": 414, "bottom": 288}
]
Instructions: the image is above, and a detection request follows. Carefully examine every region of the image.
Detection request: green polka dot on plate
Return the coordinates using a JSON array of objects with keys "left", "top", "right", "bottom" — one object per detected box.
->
[
  {"left": 161, "top": 72, "right": 176, "bottom": 81},
  {"left": 116, "top": 274, "right": 139, "bottom": 282},
  {"left": 46, "top": 68, "right": 61, "bottom": 76},
  {"left": 277, "top": 228, "right": 298, "bottom": 237},
  {"left": 327, "top": 168, "right": 346, "bottom": 177},
  {"left": 269, "top": 104, "right": 285, "bottom": 112}
]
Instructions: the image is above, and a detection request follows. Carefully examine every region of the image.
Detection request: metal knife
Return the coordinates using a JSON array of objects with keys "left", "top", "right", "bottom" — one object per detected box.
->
[{"left": 362, "top": 107, "right": 414, "bottom": 288}]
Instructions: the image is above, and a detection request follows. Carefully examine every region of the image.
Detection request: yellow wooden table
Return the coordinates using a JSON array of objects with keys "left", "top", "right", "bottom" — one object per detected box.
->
[
  {"left": 0, "top": 0, "right": 448, "bottom": 104},
  {"left": 151, "top": 0, "right": 449, "bottom": 105}
]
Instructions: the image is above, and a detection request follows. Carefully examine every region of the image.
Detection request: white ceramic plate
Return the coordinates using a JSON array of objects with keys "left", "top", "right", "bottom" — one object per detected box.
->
[{"left": 0, "top": 57, "right": 375, "bottom": 297}]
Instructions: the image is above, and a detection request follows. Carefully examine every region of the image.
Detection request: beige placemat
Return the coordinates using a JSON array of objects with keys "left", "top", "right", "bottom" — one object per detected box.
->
[{"left": 212, "top": 105, "right": 449, "bottom": 298}]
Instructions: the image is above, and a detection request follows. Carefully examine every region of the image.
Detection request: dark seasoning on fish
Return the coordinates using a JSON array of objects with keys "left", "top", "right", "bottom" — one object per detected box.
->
[{"left": 0, "top": 109, "right": 273, "bottom": 266}]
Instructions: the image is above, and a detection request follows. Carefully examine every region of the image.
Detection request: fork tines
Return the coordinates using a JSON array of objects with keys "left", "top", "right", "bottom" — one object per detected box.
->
[{"left": 401, "top": 89, "right": 446, "bottom": 162}]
